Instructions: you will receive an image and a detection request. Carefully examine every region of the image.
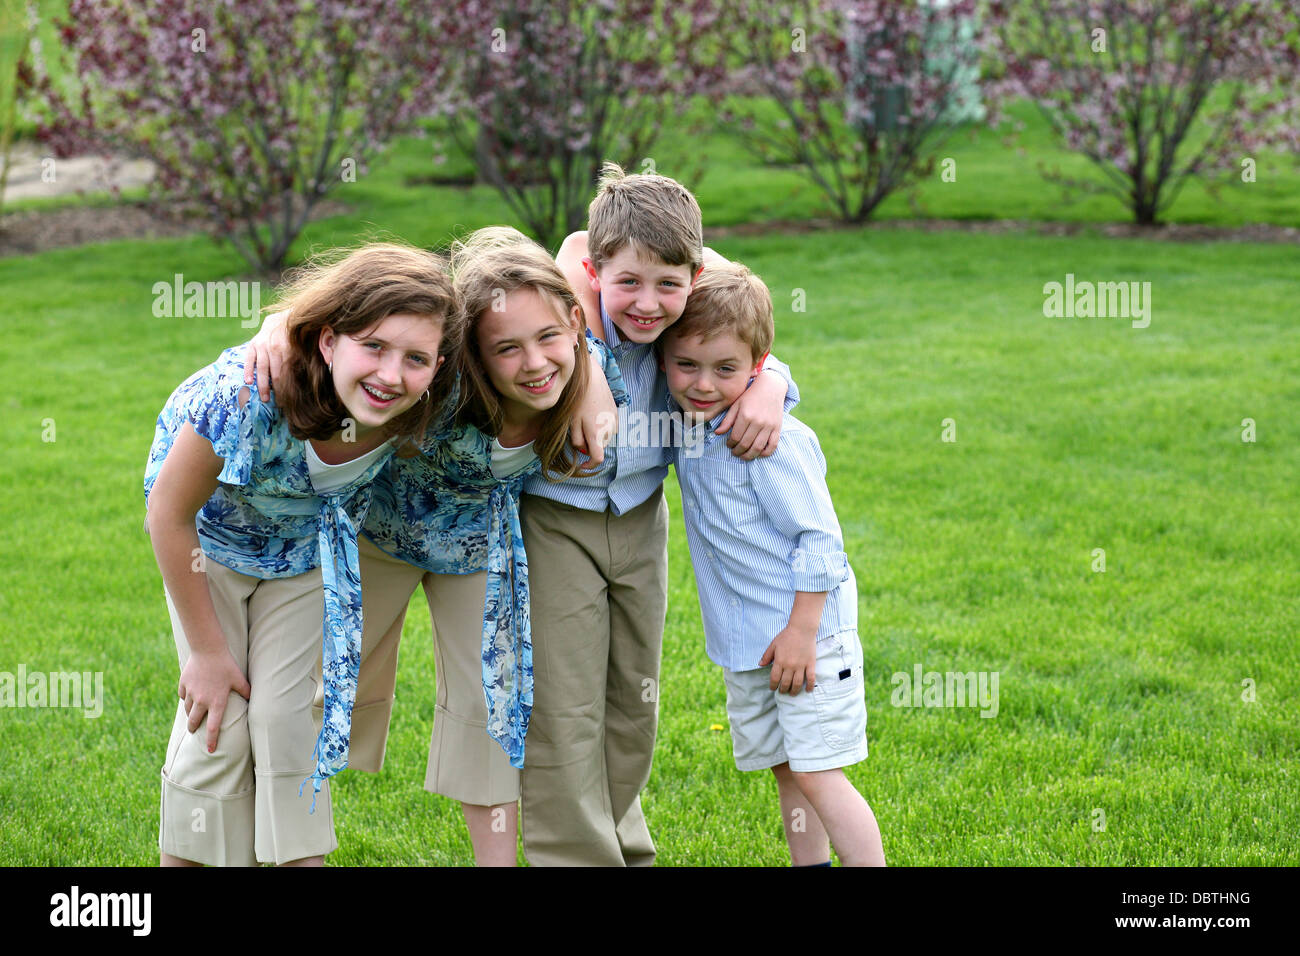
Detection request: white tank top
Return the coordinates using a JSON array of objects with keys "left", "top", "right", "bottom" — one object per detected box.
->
[
  {"left": 306, "top": 439, "right": 392, "bottom": 494},
  {"left": 490, "top": 438, "right": 538, "bottom": 478}
]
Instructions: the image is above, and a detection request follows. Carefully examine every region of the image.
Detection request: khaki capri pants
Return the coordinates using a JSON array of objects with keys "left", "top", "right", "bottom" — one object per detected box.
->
[
  {"left": 160, "top": 559, "right": 337, "bottom": 866},
  {"left": 344, "top": 535, "right": 519, "bottom": 807}
]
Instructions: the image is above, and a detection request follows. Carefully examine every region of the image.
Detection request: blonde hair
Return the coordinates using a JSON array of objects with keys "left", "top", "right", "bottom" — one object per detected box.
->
[
  {"left": 450, "top": 226, "right": 595, "bottom": 479},
  {"left": 270, "top": 242, "right": 459, "bottom": 442},
  {"left": 586, "top": 162, "right": 703, "bottom": 273},
  {"left": 664, "top": 260, "right": 774, "bottom": 362}
]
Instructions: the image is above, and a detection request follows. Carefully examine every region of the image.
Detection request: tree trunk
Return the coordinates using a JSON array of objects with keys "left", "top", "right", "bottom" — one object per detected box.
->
[{"left": 1133, "top": 196, "right": 1160, "bottom": 226}]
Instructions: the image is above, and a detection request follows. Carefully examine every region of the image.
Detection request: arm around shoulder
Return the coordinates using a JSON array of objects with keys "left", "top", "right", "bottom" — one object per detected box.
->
[
  {"left": 556, "top": 231, "right": 602, "bottom": 337},
  {"left": 717, "top": 356, "right": 799, "bottom": 459}
]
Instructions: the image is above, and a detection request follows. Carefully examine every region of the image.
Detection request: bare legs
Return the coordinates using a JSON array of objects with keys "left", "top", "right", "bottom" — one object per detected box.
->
[
  {"left": 461, "top": 801, "right": 519, "bottom": 867},
  {"left": 771, "top": 762, "right": 885, "bottom": 867}
]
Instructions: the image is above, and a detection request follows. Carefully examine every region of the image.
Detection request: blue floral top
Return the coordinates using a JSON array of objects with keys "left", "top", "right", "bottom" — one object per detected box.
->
[
  {"left": 362, "top": 334, "right": 627, "bottom": 767},
  {"left": 144, "top": 344, "right": 395, "bottom": 806}
]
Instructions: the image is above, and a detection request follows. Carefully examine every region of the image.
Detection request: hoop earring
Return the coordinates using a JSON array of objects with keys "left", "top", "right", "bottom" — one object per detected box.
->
[
  {"left": 422, "top": 389, "right": 431, "bottom": 402},
  {"left": 328, "top": 361, "right": 333, "bottom": 374}
]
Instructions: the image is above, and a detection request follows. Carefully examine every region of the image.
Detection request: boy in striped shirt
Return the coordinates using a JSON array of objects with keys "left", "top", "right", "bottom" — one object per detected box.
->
[
  {"left": 660, "top": 261, "right": 886, "bottom": 866},
  {"left": 530, "top": 166, "right": 800, "bottom": 866}
]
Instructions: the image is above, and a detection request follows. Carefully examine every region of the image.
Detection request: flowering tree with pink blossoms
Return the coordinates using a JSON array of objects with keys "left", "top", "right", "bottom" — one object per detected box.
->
[
  {"left": 0, "top": 3, "right": 33, "bottom": 223},
  {"left": 440, "top": 0, "right": 724, "bottom": 250},
  {"left": 988, "top": 0, "right": 1300, "bottom": 225},
  {"left": 716, "top": 0, "right": 996, "bottom": 222},
  {"left": 32, "top": 0, "right": 458, "bottom": 271}
]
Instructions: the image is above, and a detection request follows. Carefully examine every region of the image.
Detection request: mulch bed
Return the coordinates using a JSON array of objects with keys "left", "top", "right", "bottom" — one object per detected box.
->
[
  {"left": 0, "top": 201, "right": 199, "bottom": 256},
  {"left": 0, "top": 199, "right": 351, "bottom": 258}
]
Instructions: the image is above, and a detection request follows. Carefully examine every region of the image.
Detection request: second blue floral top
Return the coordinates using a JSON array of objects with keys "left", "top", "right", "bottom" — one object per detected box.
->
[{"left": 361, "top": 335, "right": 627, "bottom": 767}]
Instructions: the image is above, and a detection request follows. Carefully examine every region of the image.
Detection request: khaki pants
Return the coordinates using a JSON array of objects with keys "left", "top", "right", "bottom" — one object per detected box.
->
[
  {"left": 518, "top": 488, "right": 668, "bottom": 866},
  {"left": 348, "top": 536, "right": 519, "bottom": 806},
  {"left": 160, "top": 561, "right": 337, "bottom": 866}
]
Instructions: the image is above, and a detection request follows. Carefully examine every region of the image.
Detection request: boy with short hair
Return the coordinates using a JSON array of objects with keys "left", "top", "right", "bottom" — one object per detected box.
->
[
  {"left": 659, "top": 260, "right": 886, "bottom": 867},
  {"left": 521, "top": 165, "right": 800, "bottom": 865}
]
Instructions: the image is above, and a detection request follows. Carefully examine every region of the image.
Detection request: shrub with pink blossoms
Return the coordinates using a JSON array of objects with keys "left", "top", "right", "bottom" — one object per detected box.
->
[
  {"left": 32, "top": 0, "right": 459, "bottom": 271},
  {"left": 988, "top": 0, "right": 1300, "bottom": 225},
  {"left": 716, "top": 0, "right": 998, "bottom": 223},
  {"left": 438, "top": 0, "right": 725, "bottom": 250}
]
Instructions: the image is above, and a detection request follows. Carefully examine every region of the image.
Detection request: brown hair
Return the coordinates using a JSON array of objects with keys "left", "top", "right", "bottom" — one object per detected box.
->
[
  {"left": 663, "top": 260, "right": 774, "bottom": 362},
  {"left": 586, "top": 162, "right": 703, "bottom": 274},
  {"left": 269, "top": 242, "right": 460, "bottom": 443},
  {"left": 450, "top": 226, "right": 596, "bottom": 480}
]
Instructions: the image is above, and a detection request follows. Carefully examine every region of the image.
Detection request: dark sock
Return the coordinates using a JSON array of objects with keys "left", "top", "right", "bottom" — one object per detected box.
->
[{"left": 795, "top": 861, "right": 832, "bottom": 867}]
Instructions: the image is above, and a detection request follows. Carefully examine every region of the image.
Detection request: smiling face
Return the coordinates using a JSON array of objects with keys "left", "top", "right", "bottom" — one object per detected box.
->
[
  {"left": 587, "top": 244, "right": 697, "bottom": 344},
  {"left": 663, "top": 328, "right": 762, "bottom": 424},
  {"left": 476, "top": 286, "right": 581, "bottom": 428},
  {"left": 318, "top": 312, "right": 444, "bottom": 436}
]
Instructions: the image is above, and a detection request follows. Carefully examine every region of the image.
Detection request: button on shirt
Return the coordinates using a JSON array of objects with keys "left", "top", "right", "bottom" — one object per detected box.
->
[
  {"left": 525, "top": 300, "right": 800, "bottom": 515},
  {"left": 673, "top": 411, "right": 857, "bottom": 672}
]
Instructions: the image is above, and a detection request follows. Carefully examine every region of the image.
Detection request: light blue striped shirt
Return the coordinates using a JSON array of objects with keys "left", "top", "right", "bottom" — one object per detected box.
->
[
  {"left": 672, "top": 411, "right": 857, "bottom": 671},
  {"left": 525, "top": 300, "right": 799, "bottom": 515}
]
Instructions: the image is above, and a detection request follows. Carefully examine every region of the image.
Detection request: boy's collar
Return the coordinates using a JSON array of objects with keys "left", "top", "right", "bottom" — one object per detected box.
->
[
  {"left": 666, "top": 392, "right": 731, "bottom": 449},
  {"left": 597, "top": 295, "right": 624, "bottom": 348},
  {"left": 700, "top": 408, "right": 730, "bottom": 439}
]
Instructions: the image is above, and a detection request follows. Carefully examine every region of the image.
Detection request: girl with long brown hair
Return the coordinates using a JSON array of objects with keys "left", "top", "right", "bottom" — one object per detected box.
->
[{"left": 145, "top": 242, "right": 458, "bottom": 866}]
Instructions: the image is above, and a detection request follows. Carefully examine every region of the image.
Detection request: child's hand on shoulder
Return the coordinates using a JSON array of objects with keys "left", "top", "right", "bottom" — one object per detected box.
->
[
  {"left": 717, "top": 369, "right": 786, "bottom": 460},
  {"left": 244, "top": 309, "right": 292, "bottom": 403},
  {"left": 760, "top": 624, "right": 817, "bottom": 695}
]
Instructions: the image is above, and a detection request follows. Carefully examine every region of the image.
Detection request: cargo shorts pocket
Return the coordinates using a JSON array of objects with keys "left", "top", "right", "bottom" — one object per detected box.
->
[{"left": 811, "top": 632, "right": 866, "bottom": 750}]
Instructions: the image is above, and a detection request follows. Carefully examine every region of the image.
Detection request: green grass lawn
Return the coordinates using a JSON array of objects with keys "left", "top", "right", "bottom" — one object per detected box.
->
[
  {"left": 2, "top": 224, "right": 1296, "bottom": 866},
  {"left": 1, "top": 99, "right": 1298, "bottom": 864}
]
